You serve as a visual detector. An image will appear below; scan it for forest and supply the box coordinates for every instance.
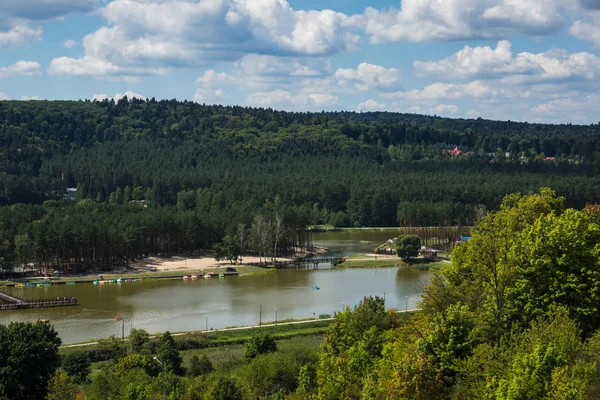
[5,189,600,399]
[1,98,600,270]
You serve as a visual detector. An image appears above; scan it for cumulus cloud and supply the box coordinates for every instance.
[356,99,386,111]
[384,81,495,101]
[51,0,360,78]
[529,93,600,123]
[335,62,400,91]
[0,61,42,78]
[363,0,568,43]
[246,89,338,109]
[21,95,41,100]
[431,104,459,115]
[0,25,41,48]
[62,39,76,48]
[570,19,600,47]
[92,91,147,102]
[0,92,11,100]
[0,1,95,48]
[48,56,167,81]
[235,54,324,77]
[193,87,230,104]
[415,41,600,84]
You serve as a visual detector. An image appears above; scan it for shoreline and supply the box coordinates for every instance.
[1,247,328,287]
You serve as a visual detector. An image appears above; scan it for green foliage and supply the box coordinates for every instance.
[61,351,91,384]
[0,321,61,400]
[393,234,421,260]
[244,331,277,361]
[46,370,77,400]
[157,331,185,376]
[316,296,392,399]
[206,377,243,400]
[128,328,150,354]
[188,354,214,377]
[96,335,126,361]
[115,354,161,377]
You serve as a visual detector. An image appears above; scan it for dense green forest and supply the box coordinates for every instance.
[1,99,599,270]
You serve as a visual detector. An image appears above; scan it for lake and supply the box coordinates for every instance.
[0,229,431,344]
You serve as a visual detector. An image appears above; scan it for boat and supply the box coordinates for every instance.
[219,274,225,278]
[25,283,35,287]
[183,275,191,280]
[92,280,99,284]
[310,286,320,291]
[66,281,76,285]
[191,275,201,279]
[15,283,25,287]
[203,274,212,278]
[116,278,122,284]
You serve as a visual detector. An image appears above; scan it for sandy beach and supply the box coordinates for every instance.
[130,254,295,274]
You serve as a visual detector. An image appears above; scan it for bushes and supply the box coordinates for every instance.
[61,351,91,384]
[188,353,214,377]
[244,331,277,361]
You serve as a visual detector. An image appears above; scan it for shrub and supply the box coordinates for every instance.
[62,351,91,384]
[244,331,277,361]
[188,353,214,377]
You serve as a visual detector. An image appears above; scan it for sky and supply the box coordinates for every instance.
[1,1,600,124]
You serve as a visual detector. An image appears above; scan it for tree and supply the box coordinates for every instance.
[245,331,278,361]
[46,370,77,400]
[188,353,213,377]
[316,296,393,399]
[128,328,150,354]
[61,351,91,384]
[156,331,184,375]
[393,234,421,260]
[0,321,61,400]
[206,377,243,400]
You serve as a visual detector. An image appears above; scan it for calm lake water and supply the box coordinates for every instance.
[0,230,431,344]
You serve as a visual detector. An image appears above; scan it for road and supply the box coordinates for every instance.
[59,308,420,349]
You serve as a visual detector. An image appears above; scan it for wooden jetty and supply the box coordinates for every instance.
[248,257,346,269]
[0,290,78,311]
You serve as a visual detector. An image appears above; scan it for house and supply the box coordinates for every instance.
[444,146,462,156]
[65,188,77,201]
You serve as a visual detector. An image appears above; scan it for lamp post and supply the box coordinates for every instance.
[405,296,408,311]
[205,315,208,332]
[114,316,124,340]
[153,356,166,400]
[342,301,345,312]
[275,308,277,325]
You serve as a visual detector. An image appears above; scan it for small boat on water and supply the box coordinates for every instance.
[191,274,201,279]
[183,275,191,280]
[66,281,76,285]
[310,286,320,291]
[116,278,122,284]
[203,274,212,279]
[219,274,225,278]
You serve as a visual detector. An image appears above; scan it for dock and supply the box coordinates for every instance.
[0,290,78,311]
[247,257,346,269]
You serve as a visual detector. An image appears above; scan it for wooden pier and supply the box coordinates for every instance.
[0,290,78,311]
[248,257,346,269]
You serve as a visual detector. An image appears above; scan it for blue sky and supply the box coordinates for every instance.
[1,0,600,123]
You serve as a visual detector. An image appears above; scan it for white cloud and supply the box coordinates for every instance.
[356,99,386,111]
[570,19,600,47]
[193,87,230,104]
[415,41,600,84]
[0,1,95,48]
[308,93,338,106]
[21,95,41,100]
[92,91,147,102]
[385,81,495,101]
[430,104,459,115]
[235,54,324,77]
[0,61,42,78]
[335,62,400,91]
[363,0,568,43]
[246,89,338,109]
[529,93,600,123]
[62,39,76,48]
[0,25,41,48]
[0,92,11,100]
[53,0,360,78]
[48,56,167,81]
